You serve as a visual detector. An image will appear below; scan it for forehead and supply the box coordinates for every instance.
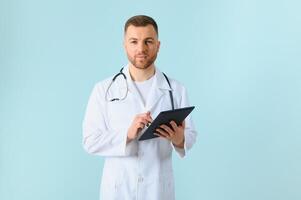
[125,25,158,39]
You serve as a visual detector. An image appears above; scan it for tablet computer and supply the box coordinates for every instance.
[138,106,195,141]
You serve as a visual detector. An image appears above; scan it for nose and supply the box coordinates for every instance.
[137,42,147,53]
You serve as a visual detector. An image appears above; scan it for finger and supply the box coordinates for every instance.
[139,113,153,123]
[146,111,153,122]
[147,115,153,123]
[136,122,145,129]
[154,132,162,137]
[136,117,149,126]
[181,120,186,128]
[154,132,168,139]
[156,128,170,138]
[154,133,167,139]
[170,121,178,131]
[160,124,174,136]
[141,118,150,126]
[139,122,145,129]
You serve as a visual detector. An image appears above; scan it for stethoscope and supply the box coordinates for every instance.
[105,67,175,110]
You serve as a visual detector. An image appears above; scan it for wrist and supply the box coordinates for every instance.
[172,138,185,149]
[126,130,134,144]
[126,136,133,144]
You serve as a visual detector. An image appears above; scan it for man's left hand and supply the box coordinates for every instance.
[155,121,185,148]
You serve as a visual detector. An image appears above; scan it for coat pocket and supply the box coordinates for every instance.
[159,172,175,200]
[100,165,126,200]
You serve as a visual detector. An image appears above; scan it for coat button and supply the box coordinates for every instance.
[138,176,144,183]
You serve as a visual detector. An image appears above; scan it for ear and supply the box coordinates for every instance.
[123,38,126,49]
[157,40,161,52]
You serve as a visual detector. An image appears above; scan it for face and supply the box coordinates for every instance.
[124,25,160,69]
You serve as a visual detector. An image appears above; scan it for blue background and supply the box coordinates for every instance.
[1,0,300,199]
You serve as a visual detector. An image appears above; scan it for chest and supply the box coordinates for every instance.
[105,91,173,131]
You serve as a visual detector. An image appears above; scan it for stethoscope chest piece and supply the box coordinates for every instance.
[105,68,128,102]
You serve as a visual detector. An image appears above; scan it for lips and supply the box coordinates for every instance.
[136,55,147,58]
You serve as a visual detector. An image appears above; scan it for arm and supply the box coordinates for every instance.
[154,86,197,158]
[82,84,136,157]
[175,86,197,157]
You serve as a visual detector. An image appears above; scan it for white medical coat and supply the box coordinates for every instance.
[82,65,197,200]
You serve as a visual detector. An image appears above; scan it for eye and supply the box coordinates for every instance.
[145,40,153,44]
[130,41,137,44]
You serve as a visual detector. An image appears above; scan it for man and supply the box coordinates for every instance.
[83,15,197,200]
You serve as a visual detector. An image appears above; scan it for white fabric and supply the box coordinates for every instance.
[133,75,155,107]
[82,64,197,200]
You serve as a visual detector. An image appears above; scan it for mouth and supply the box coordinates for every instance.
[136,55,147,59]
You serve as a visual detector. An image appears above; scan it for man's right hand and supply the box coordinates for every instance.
[127,111,153,143]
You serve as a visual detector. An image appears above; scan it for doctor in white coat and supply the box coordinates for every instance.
[82,15,197,200]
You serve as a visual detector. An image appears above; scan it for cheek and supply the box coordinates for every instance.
[126,48,135,57]
[125,45,135,53]
[151,43,159,51]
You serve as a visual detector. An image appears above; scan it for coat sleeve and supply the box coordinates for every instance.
[172,86,197,158]
[82,83,137,157]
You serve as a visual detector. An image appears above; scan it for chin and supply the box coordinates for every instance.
[132,61,153,70]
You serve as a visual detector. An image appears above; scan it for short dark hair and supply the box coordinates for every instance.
[124,15,158,36]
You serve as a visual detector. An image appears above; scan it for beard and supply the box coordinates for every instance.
[127,53,158,70]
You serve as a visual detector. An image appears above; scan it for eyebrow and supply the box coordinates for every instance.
[128,37,155,41]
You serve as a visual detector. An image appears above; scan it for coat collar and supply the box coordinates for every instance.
[122,64,172,111]
[123,64,172,91]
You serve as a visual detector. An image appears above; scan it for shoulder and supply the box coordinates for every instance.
[90,75,115,97]
[94,76,113,88]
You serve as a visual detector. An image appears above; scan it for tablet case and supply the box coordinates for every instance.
[138,106,195,141]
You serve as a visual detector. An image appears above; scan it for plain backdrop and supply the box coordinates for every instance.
[1,0,300,200]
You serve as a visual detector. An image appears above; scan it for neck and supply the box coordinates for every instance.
[129,64,155,82]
